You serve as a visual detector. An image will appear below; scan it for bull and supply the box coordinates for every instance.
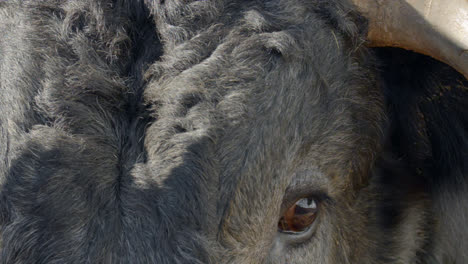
[0,0,467,263]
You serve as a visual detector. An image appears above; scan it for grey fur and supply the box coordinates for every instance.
[0,0,467,263]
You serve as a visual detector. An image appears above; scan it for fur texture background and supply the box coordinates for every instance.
[0,0,467,263]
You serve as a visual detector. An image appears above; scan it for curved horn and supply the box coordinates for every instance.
[351,0,468,79]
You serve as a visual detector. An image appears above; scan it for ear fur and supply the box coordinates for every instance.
[377,48,468,188]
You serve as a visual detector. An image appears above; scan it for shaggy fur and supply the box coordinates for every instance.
[0,0,467,263]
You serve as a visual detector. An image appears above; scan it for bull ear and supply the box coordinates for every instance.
[377,47,468,190]
[376,47,468,262]
[351,0,468,80]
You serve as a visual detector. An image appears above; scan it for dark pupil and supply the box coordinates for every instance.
[294,205,312,215]
[278,198,317,233]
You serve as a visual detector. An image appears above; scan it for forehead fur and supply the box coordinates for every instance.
[144,0,383,189]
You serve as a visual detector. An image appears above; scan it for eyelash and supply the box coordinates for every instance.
[281,190,329,213]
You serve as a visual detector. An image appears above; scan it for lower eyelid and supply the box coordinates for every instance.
[276,213,320,245]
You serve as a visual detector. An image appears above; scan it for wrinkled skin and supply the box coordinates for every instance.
[0,0,467,263]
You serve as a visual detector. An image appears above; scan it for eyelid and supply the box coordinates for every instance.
[279,187,329,217]
[280,168,330,215]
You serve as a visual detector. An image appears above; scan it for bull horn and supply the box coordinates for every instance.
[351,0,468,79]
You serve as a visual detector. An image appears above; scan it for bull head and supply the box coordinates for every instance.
[0,0,467,263]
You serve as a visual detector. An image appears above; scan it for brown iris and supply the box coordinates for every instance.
[278,197,318,233]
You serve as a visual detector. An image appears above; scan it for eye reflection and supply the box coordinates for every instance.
[278,197,318,233]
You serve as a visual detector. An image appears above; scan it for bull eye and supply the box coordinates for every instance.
[278,197,318,233]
